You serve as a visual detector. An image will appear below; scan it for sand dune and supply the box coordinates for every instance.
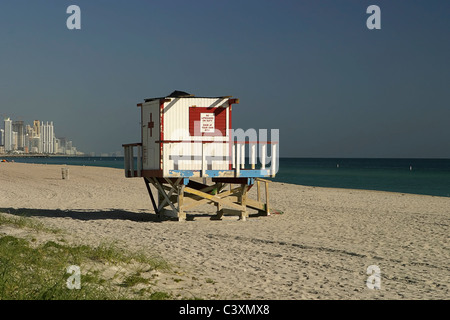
[0,162,448,299]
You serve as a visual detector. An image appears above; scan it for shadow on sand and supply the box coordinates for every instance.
[0,207,268,223]
[0,207,163,223]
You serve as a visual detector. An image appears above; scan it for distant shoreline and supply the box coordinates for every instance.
[0,154,86,158]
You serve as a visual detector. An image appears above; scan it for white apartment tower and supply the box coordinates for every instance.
[41,121,55,154]
[4,118,12,152]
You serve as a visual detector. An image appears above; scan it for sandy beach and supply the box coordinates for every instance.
[0,162,448,299]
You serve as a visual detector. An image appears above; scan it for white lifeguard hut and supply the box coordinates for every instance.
[123,90,278,221]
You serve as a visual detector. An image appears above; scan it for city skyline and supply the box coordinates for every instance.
[1,116,83,156]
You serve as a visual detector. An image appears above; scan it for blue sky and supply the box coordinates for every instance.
[1,0,450,157]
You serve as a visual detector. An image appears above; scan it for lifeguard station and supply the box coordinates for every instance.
[123,91,278,221]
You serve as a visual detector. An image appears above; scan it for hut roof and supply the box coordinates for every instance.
[144,90,232,102]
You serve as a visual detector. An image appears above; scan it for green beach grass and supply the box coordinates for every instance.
[0,213,173,300]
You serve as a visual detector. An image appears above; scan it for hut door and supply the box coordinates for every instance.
[142,105,160,170]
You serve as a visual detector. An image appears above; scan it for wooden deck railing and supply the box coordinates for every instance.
[122,143,142,177]
[232,141,278,177]
[122,140,278,178]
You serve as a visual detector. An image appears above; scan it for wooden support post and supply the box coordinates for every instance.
[202,143,206,177]
[178,184,186,221]
[265,180,270,216]
[124,146,130,177]
[144,178,159,215]
[137,145,142,177]
[214,201,223,220]
[129,146,134,177]
[157,184,164,211]
[156,180,166,214]
[239,184,248,221]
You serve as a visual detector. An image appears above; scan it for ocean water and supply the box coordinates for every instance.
[272,158,450,198]
[3,156,450,198]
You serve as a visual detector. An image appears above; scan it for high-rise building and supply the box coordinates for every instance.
[33,120,40,137]
[12,120,25,150]
[58,137,67,154]
[30,137,41,153]
[0,129,4,146]
[24,125,32,153]
[41,121,55,154]
[4,118,12,152]
[54,138,60,154]
[12,131,18,151]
